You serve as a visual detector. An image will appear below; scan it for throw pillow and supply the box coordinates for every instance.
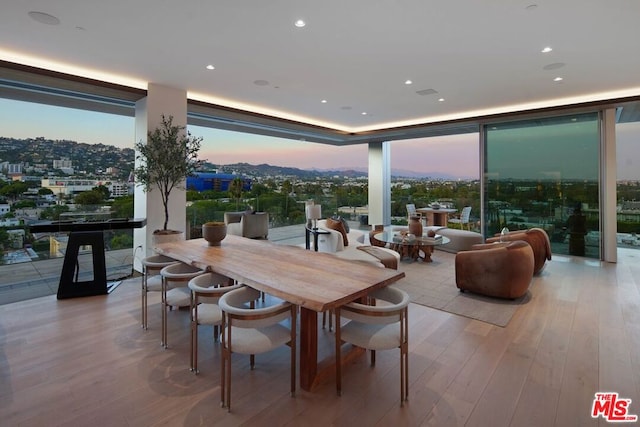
[325,217,349,247]
[331,215,350,233]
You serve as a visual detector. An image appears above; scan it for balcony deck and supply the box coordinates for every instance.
[0,223,306,306]
[1,225,639,425]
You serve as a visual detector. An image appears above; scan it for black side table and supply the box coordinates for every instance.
[305,226,330,251]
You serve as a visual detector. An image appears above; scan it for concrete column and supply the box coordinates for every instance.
[368,142,391,226]
[133,83,188,266]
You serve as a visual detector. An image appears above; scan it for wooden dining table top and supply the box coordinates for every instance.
[154,235,405,312]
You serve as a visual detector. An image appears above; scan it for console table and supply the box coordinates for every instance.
[30,218,146,299]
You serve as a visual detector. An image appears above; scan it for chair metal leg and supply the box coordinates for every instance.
[335,307,342,396]
[141,274,146,329]
[220,341,226,407]
[161,277,168,348]
[190,303,197,372]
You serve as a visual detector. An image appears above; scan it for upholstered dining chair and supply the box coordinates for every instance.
[188,272,243,373]
[334,286,410,405]
[140,255,179,330]
[160,262,204,348]
[448,206,472,230]
[218,287,297,412]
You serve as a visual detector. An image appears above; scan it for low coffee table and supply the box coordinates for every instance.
[374,230,450,263]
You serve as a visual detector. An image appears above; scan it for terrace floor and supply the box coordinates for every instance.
[1,225,640,426]
[0,224,306,306]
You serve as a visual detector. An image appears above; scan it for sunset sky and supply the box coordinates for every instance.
[1,98,638,180]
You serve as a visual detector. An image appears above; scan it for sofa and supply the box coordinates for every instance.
[315,219,400,268]
[224,211,269,239]
[485,227,551,274]
[455,240,534,299]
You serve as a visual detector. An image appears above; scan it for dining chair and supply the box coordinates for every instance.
[406,203,417,221]
[218,287,297,412]
[160,262,204,348]
[140,255,179,330]
[188,272,243,373]
[448,206,472,230]
[334,286,410,405]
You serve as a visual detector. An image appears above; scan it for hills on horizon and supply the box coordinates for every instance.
[0,136,473,181]
[215,162,472,181]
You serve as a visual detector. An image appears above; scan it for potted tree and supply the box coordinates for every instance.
[134,115,203,239]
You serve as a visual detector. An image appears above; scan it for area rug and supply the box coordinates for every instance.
[393,250,531,327]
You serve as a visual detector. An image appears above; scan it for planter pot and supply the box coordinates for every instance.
[202,223,227,246]
[152,230,184,246]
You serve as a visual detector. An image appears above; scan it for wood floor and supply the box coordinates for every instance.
[1,249,639,426]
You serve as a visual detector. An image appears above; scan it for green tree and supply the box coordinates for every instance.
[38,188,54,196]
[12,200,37,209]
[0,228,9,251]
[0,181,28,201]
[109,233,133,250]
[93,185,111,200]
[75,190,105,208]
[134,115,203,231]
[40,205,70,220]
[228,177,244,210]
[110,195,134,218]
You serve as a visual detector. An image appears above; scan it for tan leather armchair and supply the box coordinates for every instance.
[455,240,534,299]
[486,228,551,274]
[224,211,269,239]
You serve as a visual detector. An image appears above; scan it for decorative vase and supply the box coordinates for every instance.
[409,216,423,237]
[202,222,227,246]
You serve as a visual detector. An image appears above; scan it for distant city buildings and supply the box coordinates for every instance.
[40,177,133,197]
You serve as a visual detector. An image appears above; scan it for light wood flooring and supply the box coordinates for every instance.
[1,249,639,426]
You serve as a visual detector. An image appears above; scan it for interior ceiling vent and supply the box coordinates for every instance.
[416,88,438,96]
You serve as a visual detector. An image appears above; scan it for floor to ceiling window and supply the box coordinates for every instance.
[615,121,640,250]
[484,112,601,258]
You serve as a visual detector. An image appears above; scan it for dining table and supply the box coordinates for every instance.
[153,235,405,391]
[416,207,458,226]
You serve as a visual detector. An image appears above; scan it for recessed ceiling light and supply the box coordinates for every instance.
[361,112,367,115]
[294,19,306,28]
[541,47,552,53]
[438,98,445,102]
[206,64,215,70]
[554,77,563,82]
[405,80,412,85]
[321,99,327,103]
[28,11,60,25]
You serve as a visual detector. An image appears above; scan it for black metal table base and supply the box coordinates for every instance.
[57,231,108,300]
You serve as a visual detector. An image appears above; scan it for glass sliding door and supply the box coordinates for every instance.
[483,112,601,258]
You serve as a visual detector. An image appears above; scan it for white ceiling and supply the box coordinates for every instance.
[1,1,640,134]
